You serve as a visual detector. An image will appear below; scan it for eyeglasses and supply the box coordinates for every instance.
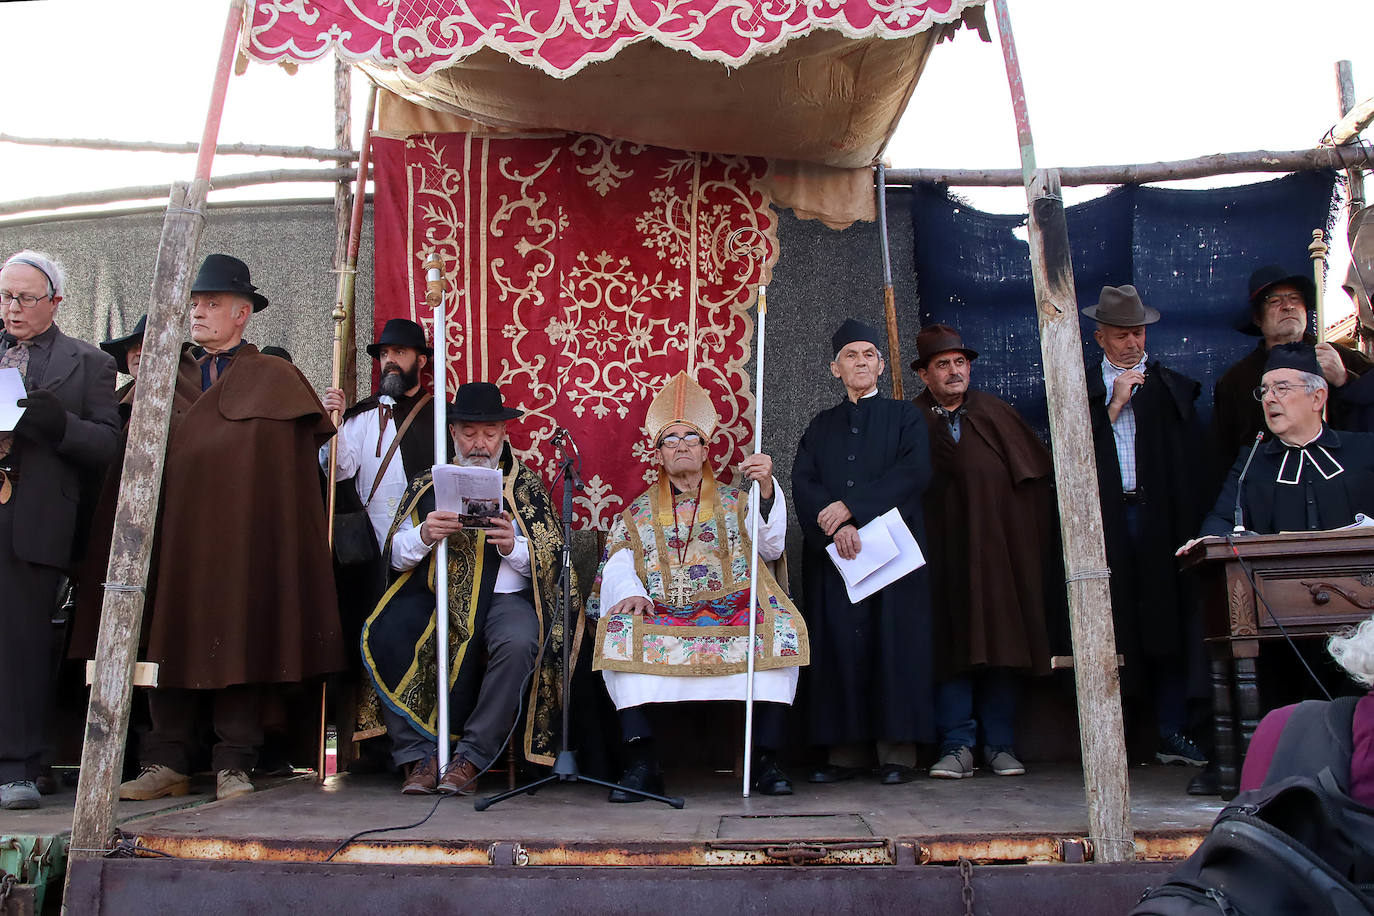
[1262,291,1305,309]
[1252,382,1314,401]
[658,433,704,449]
[0,291,52,309]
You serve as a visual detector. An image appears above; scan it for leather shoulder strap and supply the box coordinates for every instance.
[367,392,433,505]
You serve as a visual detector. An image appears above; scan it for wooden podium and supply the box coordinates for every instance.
[1181,529,1374,797]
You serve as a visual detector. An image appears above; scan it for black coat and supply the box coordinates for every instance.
[791,394,935,746]
[1202,427,1374,536]
[1210,336,1372,491]
[1088,358,1206,662]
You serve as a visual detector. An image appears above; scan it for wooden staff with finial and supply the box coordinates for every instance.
[1311,228,1329,343]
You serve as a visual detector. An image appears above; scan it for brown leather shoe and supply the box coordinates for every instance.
[438,755,480,796]
[401,756,439,795]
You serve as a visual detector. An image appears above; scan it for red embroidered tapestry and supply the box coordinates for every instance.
[372,133,776,529]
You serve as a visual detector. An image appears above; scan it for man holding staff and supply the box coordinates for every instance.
[588,371,807,801]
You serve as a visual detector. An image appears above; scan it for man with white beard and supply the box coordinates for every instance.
[360,382,573,796]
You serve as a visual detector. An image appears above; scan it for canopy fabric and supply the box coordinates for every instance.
[246,0,981,79]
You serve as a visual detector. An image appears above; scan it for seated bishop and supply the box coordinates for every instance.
[587,371,809,801]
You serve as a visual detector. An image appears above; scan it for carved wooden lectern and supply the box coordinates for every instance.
[1181,529,1374,798]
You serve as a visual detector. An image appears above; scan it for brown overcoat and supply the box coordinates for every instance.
[144,344,344,690]
[916,388,1055,678]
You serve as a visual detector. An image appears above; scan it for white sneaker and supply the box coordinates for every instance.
[216,769,255,801]
[929,746,975,779]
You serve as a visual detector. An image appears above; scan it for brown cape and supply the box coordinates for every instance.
[144,344,344,689]
[916,388,1055,677]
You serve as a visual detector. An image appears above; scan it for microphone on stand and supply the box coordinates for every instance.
[1233,431,1265,534]
[553,426,585,490]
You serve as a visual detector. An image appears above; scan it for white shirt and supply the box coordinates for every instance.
[1101,354,1147,492]
[319,398,412,547]
[389,490,532,593]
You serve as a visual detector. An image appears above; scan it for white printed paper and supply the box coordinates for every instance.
[826,507,926,603]
[0,368,26,432]
[431,464,504,528]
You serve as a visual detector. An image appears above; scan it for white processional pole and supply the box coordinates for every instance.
[742,285,767,798]
[425,251,452,769]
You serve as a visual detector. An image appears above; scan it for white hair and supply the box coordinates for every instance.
[1295,369,1328,393]
[3,249,67,298]
[1328,615,1374,688]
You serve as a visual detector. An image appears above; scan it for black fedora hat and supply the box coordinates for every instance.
[911,323,978,371]
[1080,285,1160,327]
[100,314,146,375]
[366,318,433,359]
[1236,265,1316,336]
[447,382,524,423]
[191,253,269,312]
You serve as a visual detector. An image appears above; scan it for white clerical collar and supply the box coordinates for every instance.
[1275,430,1344,485]
[860,388,878,399]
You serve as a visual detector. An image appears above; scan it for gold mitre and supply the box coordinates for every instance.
[645,371,719,443]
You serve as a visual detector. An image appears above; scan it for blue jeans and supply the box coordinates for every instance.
[935,668,1018,755]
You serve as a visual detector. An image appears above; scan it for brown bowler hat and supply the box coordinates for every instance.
[1080,285,1160,327]
[910,324,978,371]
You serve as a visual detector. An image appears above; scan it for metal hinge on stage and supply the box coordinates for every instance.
[487,842,529,866]
[707,840,891,866]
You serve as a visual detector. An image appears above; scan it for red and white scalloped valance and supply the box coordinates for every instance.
[246,0,979,79]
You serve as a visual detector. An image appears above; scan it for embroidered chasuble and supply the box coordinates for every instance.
[589,471,809,678]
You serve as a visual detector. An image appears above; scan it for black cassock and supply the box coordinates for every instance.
[791,394,934,747]
[1201,426,1374,536]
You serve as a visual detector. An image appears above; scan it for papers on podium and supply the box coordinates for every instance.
[431,463,504,528]
[0,368,26,432]
[825,507,926,603]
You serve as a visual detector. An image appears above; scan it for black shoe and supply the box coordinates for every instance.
[34,767,57,796]
[878,764,917,785]
[752,756,793,796]
[608,759,665,803]
[1187,766,1222,796]
[808,764,864,784]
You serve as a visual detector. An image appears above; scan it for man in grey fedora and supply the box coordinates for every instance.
[1083,285,1208,772]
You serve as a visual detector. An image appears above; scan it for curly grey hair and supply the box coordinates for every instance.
[1328,615,1374,689]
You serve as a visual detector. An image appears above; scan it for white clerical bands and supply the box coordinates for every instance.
[1275,445,1344,485]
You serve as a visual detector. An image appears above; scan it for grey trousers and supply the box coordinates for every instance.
[0,500,62,784]
[382,591,540,770]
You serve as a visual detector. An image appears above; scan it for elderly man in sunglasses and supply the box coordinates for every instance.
[0,250,120,810]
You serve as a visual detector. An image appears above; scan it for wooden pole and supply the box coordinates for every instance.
[65,0,243,890]
[0,133,358,161]
[1336,63,1367,215]
[875,164,905,399]
[884,143,1374,187]
[0,167,355,217]
[991,0,1133,863]
[1311,229,1329,342]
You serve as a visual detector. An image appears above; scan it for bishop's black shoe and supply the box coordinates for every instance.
[877,763,917,785]
[752,754,793,796]
[608,758,665,803]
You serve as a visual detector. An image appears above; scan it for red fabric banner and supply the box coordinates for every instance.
[372,133,776,529]
[247,0,977,78]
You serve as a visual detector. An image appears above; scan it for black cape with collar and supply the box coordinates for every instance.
[791,393,935,746]
[1201,426,1374,536]
[1210,335,1372,491]
[1088,358,1207,663]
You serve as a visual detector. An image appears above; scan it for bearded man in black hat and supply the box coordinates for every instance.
[121,254,344,803]
[912,324,1054,780]
[792,318,934,786]
[1186,343,1374,540]
[1210,265,1372,487]
[361,382,572,797]
[0,250,120,810]
[1084,285,1209,770]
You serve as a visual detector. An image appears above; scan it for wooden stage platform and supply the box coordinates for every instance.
[8,763,1223,913]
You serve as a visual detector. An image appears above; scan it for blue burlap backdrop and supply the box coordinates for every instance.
[908,170,1339,437]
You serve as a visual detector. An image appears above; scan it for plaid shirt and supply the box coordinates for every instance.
[1102,354,1147,492]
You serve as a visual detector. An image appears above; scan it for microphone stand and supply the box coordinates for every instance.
[475,437,684,810]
